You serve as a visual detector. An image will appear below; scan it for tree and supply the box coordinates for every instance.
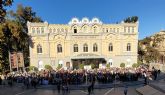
[7,4,43,66]
[0,0,13,23]
[124,16,138,23]
[8,4,43,33]
[138,33,165,64]
[120,63,125,68]
[44,65,53,70]
[0,4,43,72]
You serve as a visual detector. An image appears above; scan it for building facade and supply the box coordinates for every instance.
[27,17,138,70]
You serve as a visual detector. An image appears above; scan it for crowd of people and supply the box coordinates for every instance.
[0,66,160,94]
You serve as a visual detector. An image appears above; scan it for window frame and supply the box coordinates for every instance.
[109,43,113,52]
[93,43,98,52]
[83,44,88,52]
[37,44,42,54]
[57,44,62,53]
[127,43,131,51]
[73,44,78,52]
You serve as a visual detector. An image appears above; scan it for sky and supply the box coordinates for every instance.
[6,0,165,39]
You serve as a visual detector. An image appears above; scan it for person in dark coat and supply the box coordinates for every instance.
[124,86,128,95]
[57,80,61,93]
[88,85,92,95]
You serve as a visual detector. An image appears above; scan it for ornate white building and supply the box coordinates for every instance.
[27,17,139,70]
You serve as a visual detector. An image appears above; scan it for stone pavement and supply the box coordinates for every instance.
[136,76,165,95]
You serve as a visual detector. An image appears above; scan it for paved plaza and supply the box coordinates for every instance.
[1,73,165,95]
[0,85,140,95]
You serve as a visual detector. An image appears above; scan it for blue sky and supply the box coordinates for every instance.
[6,0,165,39]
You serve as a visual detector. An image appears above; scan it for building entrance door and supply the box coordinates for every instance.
[71,58,106,69]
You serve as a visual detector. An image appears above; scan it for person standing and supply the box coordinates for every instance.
[143,71,147,85]
[57,80,61,94]
[88,85,92,95]
[124,86,128,95]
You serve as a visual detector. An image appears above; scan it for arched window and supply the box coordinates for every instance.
[93,26,97,33]
[106,28,108,32]
[127,43,131,51]
[57,28,60,32]
[49,28,52,33]
[128,27,130,33]
[83,44,88,52]
[73,44,78,52]
[53,28,56,32]
[57,44,62,53]
[32,28,35,33]
[102,28,105,32]
[113,28,115,32]
[37,44,42,54]
[117,28,119,33]
[41,27,44,33]
[93,43,98,52]
[109,43,113,52]
[61,28,64,32]
[37,28,40,34]
[73,27,77,33]
[82,26,87,32]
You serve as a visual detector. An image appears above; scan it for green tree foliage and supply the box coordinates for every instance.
[106,63,110,68]
[138,33,165,64]
[120,63,125,68]
[28,66,38,72]
[0,0,13,23]
[0,4,42,72]
[79,64,84,69]
[44,65,53,70]
[132,63,138,68]
[91,63,96,69]
[124,16,138,23]
[57,64,62,70]
[8,4,43,32]
[7,4,43,66]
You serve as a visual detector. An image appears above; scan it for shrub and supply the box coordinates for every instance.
[106,64,110,68]
[79,64,84,69]
[91,63,96,69]
[57,64,62,70]
[137,60,143,67]
[132,63,138,68]
[120,63,125,68]
[29,66,38,72]
[44,65,53,70]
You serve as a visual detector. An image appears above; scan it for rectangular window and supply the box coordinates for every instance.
[74,47,78,52]
[113,28,115,32]
[102,28,105,32]
[117,28,119,33]
[128,27,130,33]
[110,28,112,32]
[132,27,134,33]
[124,27,126,33]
